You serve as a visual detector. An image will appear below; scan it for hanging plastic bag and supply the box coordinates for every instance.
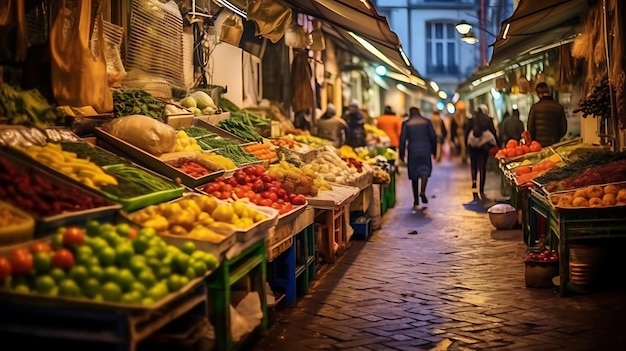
[219,14,243,46]
[246,0,292,43]
[50,0,113,113]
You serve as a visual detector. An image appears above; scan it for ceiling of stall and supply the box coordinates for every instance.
[490,0,587,65]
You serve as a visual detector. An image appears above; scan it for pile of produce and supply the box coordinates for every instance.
[372,166,391,185]
[181,126,214,138]
[525,249,558,263]
[200,165,305,214]
[173,130,202,152]
[15,143,118,189]
[291,134,330,148]
[59,142,130,167]
[164,156,222,178]
[179,91,218,116]
[0,221,217,305]
[0,83,63,127]
[104,165,181,193]
[301,150,360,185]
[496,138,542,159]
[113,90,165,122]
[550,183,626,208]
[270,136,298,149]
[196,136,240,150]
[214,145,259,166]
[0,154,112,217]
[243,143,277,161]
[128,195,267,236]
[197,153,237,170]
[537,151,626,191]
[267,159,332,196]
[513,154,562,185]
[0,202,33,244]
[573,78,613,119]
[217,115,263,142]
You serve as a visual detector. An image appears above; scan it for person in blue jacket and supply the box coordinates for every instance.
[399,107,437,209]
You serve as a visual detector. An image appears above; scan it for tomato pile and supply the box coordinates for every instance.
[176,160,211,178]
[343,158,364,173]
[525,249,558,263]
[201,165,306,215]
[496,139,543,159]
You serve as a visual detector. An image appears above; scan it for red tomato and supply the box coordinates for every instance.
[243,166,256,175]
[261,174,273,183]
[271,202,283,211]
[253,165,265,177]
[244,191,257,200]
[211,191,222,198]
[220,191,232,200]
[235,173,247,185]
[227,177,239,187]
[52,249,75,270]
[221,184,233,192]
[11,251,33,275]
[282,202,293,213]
[234,188,246,199]
[259,198,273,207]
[291,194,307,205]
[260,191,270,199]
[204,183,219,193]
[277,189,287,198]
[214,176,225,183]
[0,257,11,282]
[252,179,265,192]
[268,192,278,202]
[63,227,86,246]
[30,242,52,254]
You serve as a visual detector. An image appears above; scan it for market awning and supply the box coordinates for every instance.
[490,0,587,66]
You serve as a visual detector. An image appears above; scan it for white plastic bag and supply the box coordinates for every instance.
[103,115,176,156]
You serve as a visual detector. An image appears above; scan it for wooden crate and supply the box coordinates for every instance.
[314,205,348,263]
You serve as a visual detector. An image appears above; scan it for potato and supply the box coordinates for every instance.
[602,193,617,206]
[585,185,603,199]
[588,197,603,207]
[603,184,619,195]
[572,196,589,207]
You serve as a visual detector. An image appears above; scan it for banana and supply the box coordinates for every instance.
[92,173,118,186]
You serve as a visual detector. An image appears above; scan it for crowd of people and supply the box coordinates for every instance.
[299,82,567,210]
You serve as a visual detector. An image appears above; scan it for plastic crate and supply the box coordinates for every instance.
[350,216,372,240]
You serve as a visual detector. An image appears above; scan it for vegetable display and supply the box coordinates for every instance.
[0,83,62,127]
[214,145,259,166]
[243,144,277,161]
[182,126,215,138]
[0,154,111,217]
[104,165,180,192]
[59,141,130,167]
[217,116,263,142]
[173,131,202,152]
[266,160,331,196]
[536,150,626,189]
[550,183,626,208]
[113,90,165,122]
[197,136,241,150]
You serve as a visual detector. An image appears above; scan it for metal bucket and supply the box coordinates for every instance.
[569,244,605,290]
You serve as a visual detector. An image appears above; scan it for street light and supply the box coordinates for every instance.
[455,21,496,45]
[460,30,479,44]
[455,20,473,35]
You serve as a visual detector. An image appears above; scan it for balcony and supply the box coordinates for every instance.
[426,64,459,76]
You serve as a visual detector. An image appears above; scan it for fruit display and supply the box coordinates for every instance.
[267,160,331,197]
[14,143,118,189]
[58,141,130,167]
[550,183,626,208]
[0,201,35,245]
[0,153,114,218]
[301,150,361,185]
[173,130,202,152]
[200,165,305,214]
[573,78,613,120]
[496,139,542,159]
[197,152,238,170]
[0,221,217,305]
[525,249,558,263]
[512,154,563,185]
[538,151,626,191]
[372,166,391,185]
[243,143,277,161]
[128,194,269,236]
[163,156,222,179]
[0,83,62,127]
[291,134,331,148]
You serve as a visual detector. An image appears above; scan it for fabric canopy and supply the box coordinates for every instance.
[490,0,587,65]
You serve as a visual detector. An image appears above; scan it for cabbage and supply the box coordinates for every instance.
[180,96,197,109]
[190,91,216,109]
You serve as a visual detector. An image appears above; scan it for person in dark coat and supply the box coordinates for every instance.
[499,109,525,147]
[527,82,567,147]
[399,107,437,209]
[466,104,500,200]
[344,100,367,147]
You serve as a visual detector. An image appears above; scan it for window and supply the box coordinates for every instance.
[425,22,459,76]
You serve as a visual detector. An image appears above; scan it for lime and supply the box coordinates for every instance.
[93,294,103,302]
[139,227,157,238]
[58,279,81,297]
[185,266,197,280]
[161,254,173,268]
[76,245,93,257]
[137,270,157,288]
[192,261,208,277]
[68,265,89,285]
[98,247,116,266]
[13,284,30,293]
[143,248,159,260]
[146,258,161,271]
[89,237,109,253]
[88,265,104,282]
[146,283,169,301]
[116,269,135,291]
[85,220,101,237]
[173,254,190,274]
[132,236,150,254]
[33,252,52,273]
[166,274,185,292]
[50,268,66,283]
[82,278,100,298]
[179,276,190,288]
[103,232,121,247]
[101,282,122,302]
[129,257,148,276]
[180,241,196,255]
[102,266,120,283]
[51,233,63,250]
[167,245,181,255]
[156,265,172,280]
[75,252,93,266]
[191,251,205,261]
[141,297,155,306]
[201,253,218,270]
[115,244,134,266]
[115,222,132,237]
[120,291,142,304]
[35,275,56,295]
[130,281,147,295]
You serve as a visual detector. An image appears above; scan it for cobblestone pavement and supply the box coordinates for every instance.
[252,159,626,351]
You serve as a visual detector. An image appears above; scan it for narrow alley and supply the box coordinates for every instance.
[254,160,626,351]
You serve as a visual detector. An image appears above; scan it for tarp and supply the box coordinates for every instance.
[490,0,587,65]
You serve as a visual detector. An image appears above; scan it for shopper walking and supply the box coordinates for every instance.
[450,102,469,164]
[499,109,525,147]
[399,107,437,209]
[344,100,367,148]
[315,104,347,148]
[429,110,447,163]
[466,104,499,200]
[375,106,403,150]
[527,82,567,147]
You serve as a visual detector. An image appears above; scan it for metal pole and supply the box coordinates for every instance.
[480,0,487,66]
